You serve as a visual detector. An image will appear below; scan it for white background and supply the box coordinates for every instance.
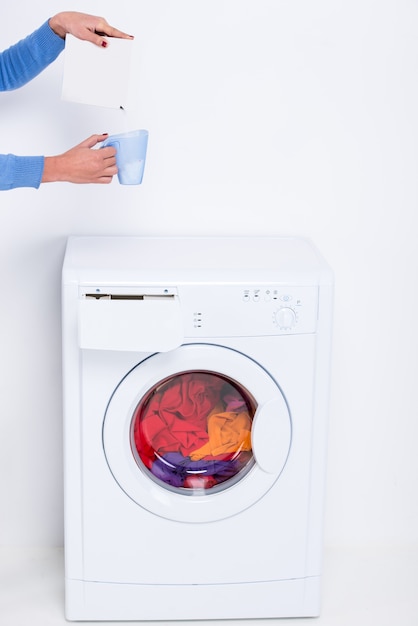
[0,0,417,559]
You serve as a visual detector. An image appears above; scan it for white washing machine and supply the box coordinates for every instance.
[62,236,333,621]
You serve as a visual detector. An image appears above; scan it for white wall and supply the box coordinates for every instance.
[1,0,417,549]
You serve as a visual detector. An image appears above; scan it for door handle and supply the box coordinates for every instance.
[251,397,291,474]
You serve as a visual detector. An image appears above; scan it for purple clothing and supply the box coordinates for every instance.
[150,452,251,489]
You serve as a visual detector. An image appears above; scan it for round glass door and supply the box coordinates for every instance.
[131,371,257,494]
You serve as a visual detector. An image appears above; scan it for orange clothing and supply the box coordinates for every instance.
[190,409,252,461]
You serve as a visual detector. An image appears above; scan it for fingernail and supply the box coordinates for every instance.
[101,40,108,48]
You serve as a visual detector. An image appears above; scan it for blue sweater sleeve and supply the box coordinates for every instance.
[0,155,44,190]
[0,20,64,190]
[0,20,65,91]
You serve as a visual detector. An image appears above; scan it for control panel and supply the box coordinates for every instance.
[77,284,319,339]
[181,285,318,337]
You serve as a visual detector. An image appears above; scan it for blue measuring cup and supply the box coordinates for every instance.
[102,129,149,185]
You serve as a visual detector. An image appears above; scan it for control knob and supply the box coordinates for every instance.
[274,307,297,329]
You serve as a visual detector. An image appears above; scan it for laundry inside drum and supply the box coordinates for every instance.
[130,371,257,494]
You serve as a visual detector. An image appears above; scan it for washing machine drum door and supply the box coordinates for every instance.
[103,344,291,523]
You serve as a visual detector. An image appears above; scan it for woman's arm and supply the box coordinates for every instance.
[0,135,117,190]
[0,21,64,91]
[0,12,133,91]
[0,154,45,190]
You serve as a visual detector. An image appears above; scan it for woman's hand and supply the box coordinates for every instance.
[42,134,118,184]
[49,12,133,47]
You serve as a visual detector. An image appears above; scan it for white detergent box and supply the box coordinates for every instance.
[62,34,134,109]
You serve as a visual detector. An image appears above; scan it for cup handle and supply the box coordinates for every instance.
[101,139,119,150]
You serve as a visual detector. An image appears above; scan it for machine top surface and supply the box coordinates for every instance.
[62,236,333,286]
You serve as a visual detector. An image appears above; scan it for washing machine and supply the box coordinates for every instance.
[61,235,333,621]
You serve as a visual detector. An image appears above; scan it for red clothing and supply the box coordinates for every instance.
[134,373,224,466]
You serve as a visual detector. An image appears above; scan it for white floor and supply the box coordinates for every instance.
[0,546,417,625]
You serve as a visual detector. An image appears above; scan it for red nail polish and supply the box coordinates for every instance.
[101,40,108,48]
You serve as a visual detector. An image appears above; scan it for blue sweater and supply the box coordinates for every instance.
[0,21,65,190]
